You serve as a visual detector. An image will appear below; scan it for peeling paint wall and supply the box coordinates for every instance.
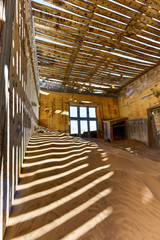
[0,0,39,238]
[39,91,119,136]
[119,65,160,119]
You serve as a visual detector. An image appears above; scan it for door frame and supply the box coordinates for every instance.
[147,104,160,149]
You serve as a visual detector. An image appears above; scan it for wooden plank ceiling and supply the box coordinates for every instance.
[31,0,160,96]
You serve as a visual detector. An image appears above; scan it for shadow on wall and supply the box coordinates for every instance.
[0,0,39,238]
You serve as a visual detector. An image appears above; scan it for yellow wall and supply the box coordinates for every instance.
[39,91,119,136]
[119,65,160,119]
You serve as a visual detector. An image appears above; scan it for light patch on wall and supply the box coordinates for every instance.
[12,87,15,118]
[126,89,134,96]
[24,27,25,38]
[5,64,10,224]
[12,146,15,202]
[12,57,15,67]
[81,101,92,104]
[19,97,21,114]
[61,111,69,116]
[140,93,154,100]
[39,90,50,95]
[15,146,18,187]
[16,51,19,76]
[1,4,5,22]
[55,110,62,114]
[123,103,127,107]
[22,74,23,88]
[0,161,3,240]
[16,0,18,24]
[16,93,18,114]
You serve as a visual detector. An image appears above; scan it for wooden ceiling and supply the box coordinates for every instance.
[31,0,160,96]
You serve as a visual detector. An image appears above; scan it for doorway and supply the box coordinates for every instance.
[69,106,97,138]
[148,105,160,149]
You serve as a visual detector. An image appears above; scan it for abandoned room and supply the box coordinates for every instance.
[1,0,160,239]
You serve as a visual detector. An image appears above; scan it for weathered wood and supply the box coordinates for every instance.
[31,0,160,93]
[44,0,96,11]
[34,20,83,38]
[35,32,79,48]
[33,10,88,32]
[35,27,80,44]
[32,1,91,23]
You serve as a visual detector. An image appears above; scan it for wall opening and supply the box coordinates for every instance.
[152,108,160,147]
[148,105,160,149]
[69,106,97,138]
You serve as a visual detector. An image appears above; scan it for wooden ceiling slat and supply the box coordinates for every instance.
[33,11,86,34]
[84,32,160,58]
[79,45,155,66]
[43,0,94,18]
[31,0,160,93]
[144,26,160,38]
[138,0,160,11]
[78,48,152,68]
[62,2,98,84]
[35,27,80,44]
[33,10,88,33]
[44,0,96,12]
[92,14,127,30]
[95,6,131,24]
[113,49,158,63]
[34,21,83,39]
[121,36,160,55]
[79,50,153,70]
[109,0,144,12]
[98,0,139,18]
[36,39,76,52]
[35,32,79,48]
[32,1,92,24]
[36,48,72,60]
[37,51,71,61]
[90,20,126,35]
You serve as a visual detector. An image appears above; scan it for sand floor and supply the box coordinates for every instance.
[102,139,160,162]
[4,132,160,240]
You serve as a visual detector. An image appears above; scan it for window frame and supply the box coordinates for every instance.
[69,105,97,137]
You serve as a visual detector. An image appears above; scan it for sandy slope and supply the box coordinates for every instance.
[4,132,160,240]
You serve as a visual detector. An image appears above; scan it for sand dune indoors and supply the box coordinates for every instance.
[4,132,160,240]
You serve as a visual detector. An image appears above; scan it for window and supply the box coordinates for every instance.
[80,120,88,134]
[70,106,78,117]
[69,106,97,137]
[70,120,78,134]
[89,107,96,118]
[80,107,87,118]
[89,121,97,131]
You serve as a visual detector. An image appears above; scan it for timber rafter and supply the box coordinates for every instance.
[31,0,160,95]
